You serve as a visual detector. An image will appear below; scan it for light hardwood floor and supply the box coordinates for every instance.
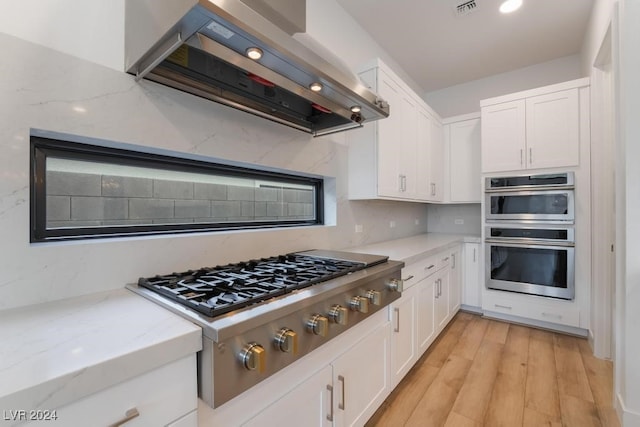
[366,312,620,427]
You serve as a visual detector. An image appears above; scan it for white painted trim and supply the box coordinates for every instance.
[459,304,483,315]
[483,310,589,337]
[442,112,481,124]
[480,77,591,107]
[616,393,640,426]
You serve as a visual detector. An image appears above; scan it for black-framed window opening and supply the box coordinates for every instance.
[31,135,323,242]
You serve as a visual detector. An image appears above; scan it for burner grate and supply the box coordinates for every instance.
[137,253,366,317]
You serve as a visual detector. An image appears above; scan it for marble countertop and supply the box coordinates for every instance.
[348,233,481,266]
[0,288,202,414]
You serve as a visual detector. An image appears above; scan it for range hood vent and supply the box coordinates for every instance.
[125,0,389,136]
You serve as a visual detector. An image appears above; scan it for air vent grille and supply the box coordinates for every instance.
[453,0,478,16]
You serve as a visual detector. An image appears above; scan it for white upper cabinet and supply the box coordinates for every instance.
[525,89,580,169]
[481,100,527,173]
[429,119,445,201]
[348,59,441,202]
[481,79,588,173]
[445,114,481,203]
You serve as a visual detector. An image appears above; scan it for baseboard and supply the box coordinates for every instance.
[482,310,589,337]
[459,304,483,315]
[616,392,640,426]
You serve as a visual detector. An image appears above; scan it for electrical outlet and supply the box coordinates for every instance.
[454,218,464,225]
[414,218,420,225]
[355,224,363,233]
[389,220,396,228]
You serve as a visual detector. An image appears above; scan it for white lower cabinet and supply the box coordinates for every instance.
[416,278,436,355]
[434,268,450,331]
[462,242,482,310]
[30,355,198,427]
[243,366,333,427]
[332,322,391,427]
[389,284,418,388]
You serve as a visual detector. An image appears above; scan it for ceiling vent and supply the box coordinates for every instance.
[453,0,478,16]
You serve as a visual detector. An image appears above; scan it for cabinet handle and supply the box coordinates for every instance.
[438,279,442,297]
[403,175,407,192]
[398,174,403,192]
[520,149,523,165]
[338,375,346,410]
[495,304,512,310]
[403,275,415,282]
[326,384,334,421]
[431,183,436,196]
[541,312,562,319]
[529,147,533,165]
[394,307,400,332]
[109,408,140,427]
[452,254,456,268]
[426,264,435,270]
[473,248,476,262]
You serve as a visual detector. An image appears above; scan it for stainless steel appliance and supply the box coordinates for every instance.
[485,224,575,299]
[125,0,390,136]
[127,249,403,408]
[485,172,575,222]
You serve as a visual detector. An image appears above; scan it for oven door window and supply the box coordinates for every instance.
[488,243,575,300]
[486,189,574,221]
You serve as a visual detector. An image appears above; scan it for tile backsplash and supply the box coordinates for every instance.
[46,170,314,227]
[0,33,429,311]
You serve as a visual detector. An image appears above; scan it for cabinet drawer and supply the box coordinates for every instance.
[485,293,580,327]
[32,355,197,427]
[401,255,439,289]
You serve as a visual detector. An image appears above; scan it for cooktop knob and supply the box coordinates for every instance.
[387,278,404,293]
[349,296,369,313]
[307,314,329,337]
[366,290,382,306]
[328,304,349,325]
[274,328,298,354]
[239,343,266,373]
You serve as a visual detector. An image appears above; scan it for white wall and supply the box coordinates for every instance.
[424,54,583,118]
[427,204,481,235]
[0,0,125,71]
[614,0,640,423]
[0,2,430,311]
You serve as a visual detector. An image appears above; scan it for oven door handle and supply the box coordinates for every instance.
[484,184,575,193]
[485,238,575,247]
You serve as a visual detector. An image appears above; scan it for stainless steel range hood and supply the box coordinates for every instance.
[125,0,390,136]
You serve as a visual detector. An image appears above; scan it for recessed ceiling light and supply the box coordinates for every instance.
[499,0,522,14]
[309,82,323,92]
[246,47,263,60]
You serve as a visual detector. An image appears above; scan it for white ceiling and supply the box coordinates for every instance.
[335,0,595,92]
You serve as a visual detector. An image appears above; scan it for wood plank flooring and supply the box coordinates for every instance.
[366,312,619,427]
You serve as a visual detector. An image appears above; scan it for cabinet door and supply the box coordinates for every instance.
[429,119,445,201]
[416,107,432,200]
[243,365,333,427]
[389,285,417,387]
[333,321,390,427]
[462,243,481,308]
[400,93,419,199]
[448,247,461,314]
[481,100,526,173]
[377,70,405,198]
[417,278,436,356]
[434,269,450,331]
[449,118,481,202]
[526,88,580,169]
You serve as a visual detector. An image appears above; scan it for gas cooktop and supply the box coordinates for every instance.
[137,250,388,318]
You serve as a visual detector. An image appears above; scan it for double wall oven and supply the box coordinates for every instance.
[484,172,576,300]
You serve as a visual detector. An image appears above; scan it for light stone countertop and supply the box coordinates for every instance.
[0,288,202,415]
[347,233,481,266]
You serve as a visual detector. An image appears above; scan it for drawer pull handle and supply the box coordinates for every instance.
[327,384,334,421]
[394,307,400,332]
[338,375,346,410]
[403,275,415,281]
[542,312,562,319]
[495,304,512,310]
[109,408,140,427]
[443,257,449,262]
[425,264,435,270]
